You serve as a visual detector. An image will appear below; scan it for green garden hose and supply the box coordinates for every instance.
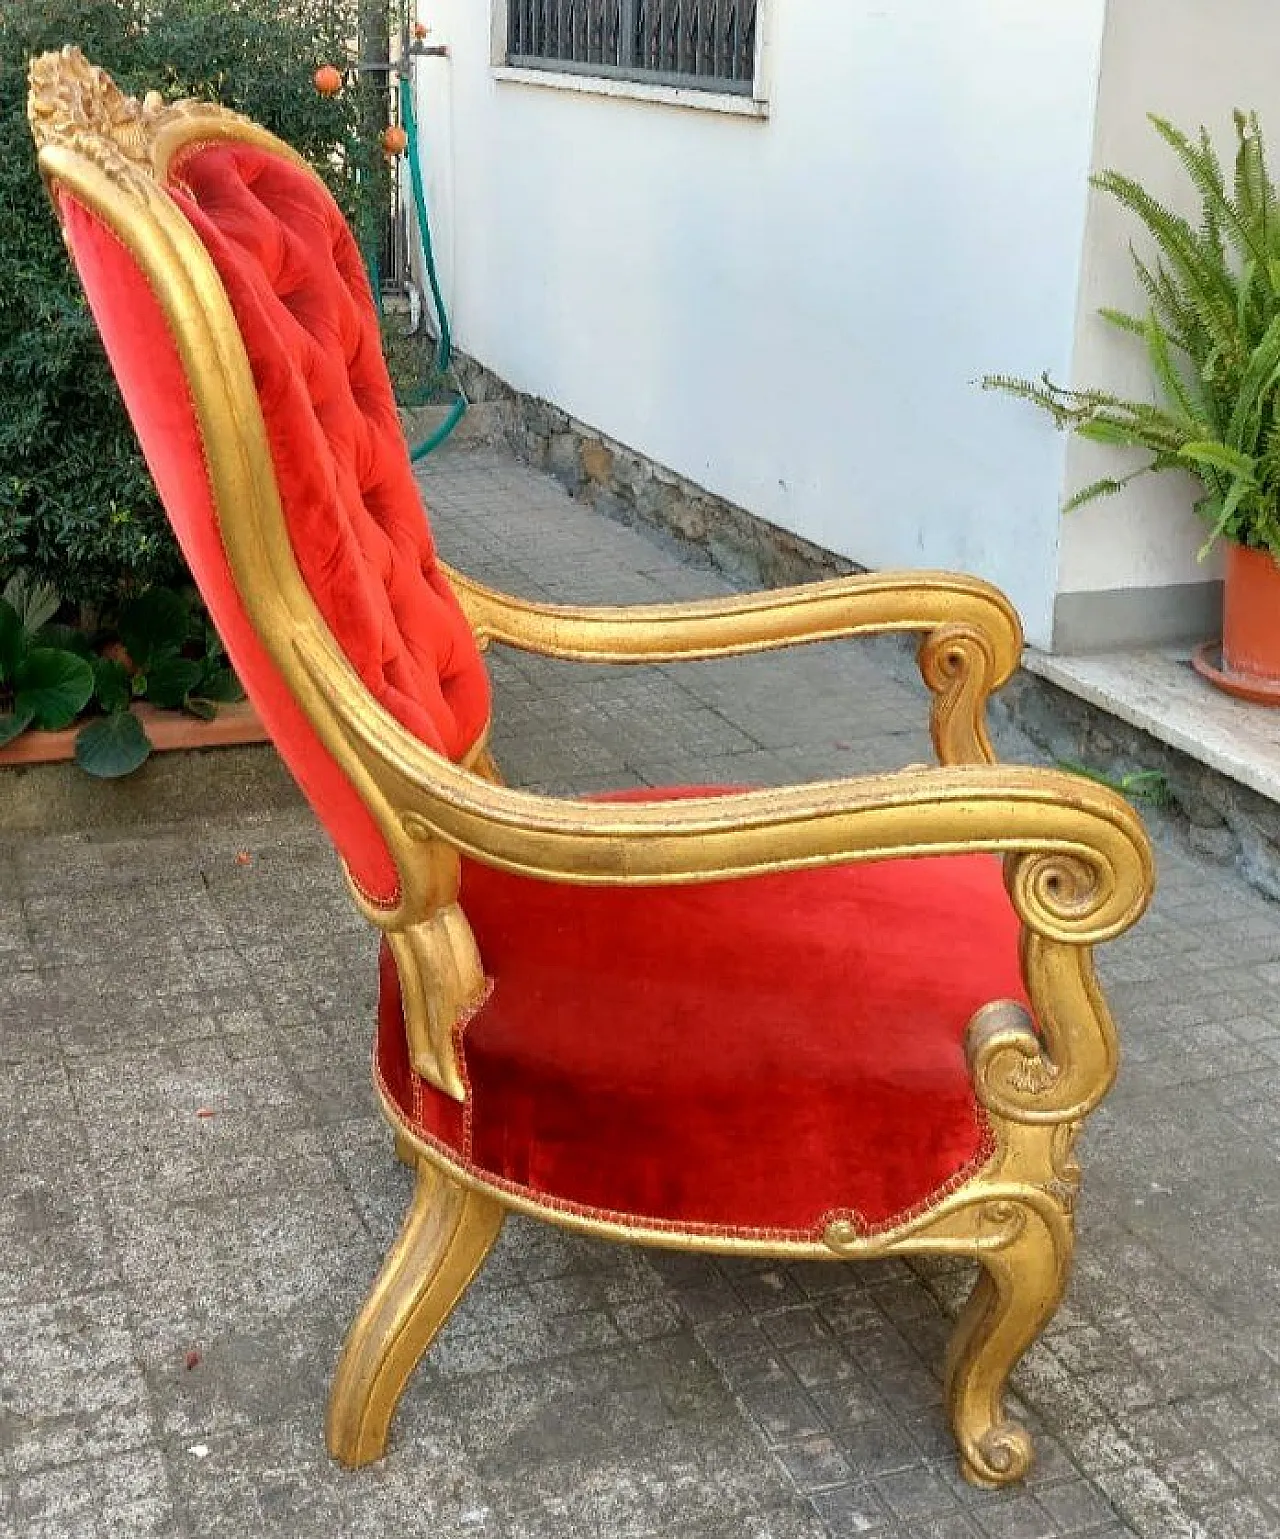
[398,72,467,461]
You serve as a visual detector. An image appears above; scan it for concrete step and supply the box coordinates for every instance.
[1000,645,1280,900]
[1027,647,1280,809]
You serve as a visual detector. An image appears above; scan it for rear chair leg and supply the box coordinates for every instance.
[327,1156,505,1467]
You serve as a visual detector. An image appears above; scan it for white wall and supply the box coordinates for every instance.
[419,2,1108,647]
[1056,0,1280,635]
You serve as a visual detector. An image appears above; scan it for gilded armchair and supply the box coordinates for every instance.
[28,49,1154,1489]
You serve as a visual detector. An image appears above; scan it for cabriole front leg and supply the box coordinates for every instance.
[327,1156,506,1467]
[944,1195,1073,1487]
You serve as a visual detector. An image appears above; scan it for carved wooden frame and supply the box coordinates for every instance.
[29,48,1155,1488]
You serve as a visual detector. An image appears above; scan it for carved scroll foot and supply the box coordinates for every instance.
[944,1199,1073,1487]
[326,1161,505,1467]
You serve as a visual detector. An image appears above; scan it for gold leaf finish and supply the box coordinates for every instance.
[326,1157,505,1468]
[29,48,1156,1486]
[28,47,167,171]
[29,44,308,204]
[446,564,1021,767]
[381,907,485,1101]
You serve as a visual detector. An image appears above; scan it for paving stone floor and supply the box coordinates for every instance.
[3,444,1280,1538]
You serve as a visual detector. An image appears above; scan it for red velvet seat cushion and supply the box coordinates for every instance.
[377,796,1030,1240]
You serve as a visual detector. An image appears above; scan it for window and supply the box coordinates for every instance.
[505,1,758,96]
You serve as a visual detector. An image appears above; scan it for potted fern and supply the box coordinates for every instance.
[988,110,1280,701]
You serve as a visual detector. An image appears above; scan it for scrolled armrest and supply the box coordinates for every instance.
[444,564,1022,666]
[444,564,1024,765]
[302,622,1150,945]
[408,768,1150,943]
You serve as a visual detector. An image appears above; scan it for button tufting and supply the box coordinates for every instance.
[171,139,490,785]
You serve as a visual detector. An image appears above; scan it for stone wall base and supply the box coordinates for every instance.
[451,354,857,588]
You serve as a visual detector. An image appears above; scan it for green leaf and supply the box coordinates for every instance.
[1093,166,1238,355]
[1057,759,1174,807]
[93,657,132,714]
[0,600,22,680]
[0,705,35,747]
[991,107,1280,548]
[118,588,192,670]
[203,621,228,664]
[1198,473,1256,558]
[1,573,60,635]
[33,624,93,657]
[183,696,219,722]
[1178,440,1258,480]
[1098,307,1147,337]
[1237,259,1260,336]
[1062,469,1151,512]
[1234,111,1274,261]
[13,648,95,730]
[74,710,152,779]
[143,655,205,710]
[1077,417,1163,450]
[193,666,244,705]
[1151,112,1266,269]
[1143,311,1203,429]
[1225,311,1280,447]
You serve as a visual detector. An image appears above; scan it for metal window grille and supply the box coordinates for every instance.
[507,1,758,95]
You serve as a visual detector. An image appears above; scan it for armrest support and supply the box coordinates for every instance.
[443,564,1024,765]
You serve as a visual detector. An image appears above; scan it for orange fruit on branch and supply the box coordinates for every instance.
[381,124,409,157]
[314,64,342,97]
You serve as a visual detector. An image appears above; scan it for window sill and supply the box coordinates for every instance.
[491,65,769,119]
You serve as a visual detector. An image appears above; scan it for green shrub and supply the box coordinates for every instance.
[0,0,361,612]
[0,567,244,775]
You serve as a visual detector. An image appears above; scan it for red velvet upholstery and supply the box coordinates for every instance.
[65,137,1026,1242]
[59,144,490,906]
[377,793,1030,1240]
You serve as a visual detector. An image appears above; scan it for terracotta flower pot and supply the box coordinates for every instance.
[0,699,267,768]
[1223,541,1280,680]
[1193,541,1280,703]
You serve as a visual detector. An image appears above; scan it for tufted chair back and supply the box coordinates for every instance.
[56,133,490,907]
